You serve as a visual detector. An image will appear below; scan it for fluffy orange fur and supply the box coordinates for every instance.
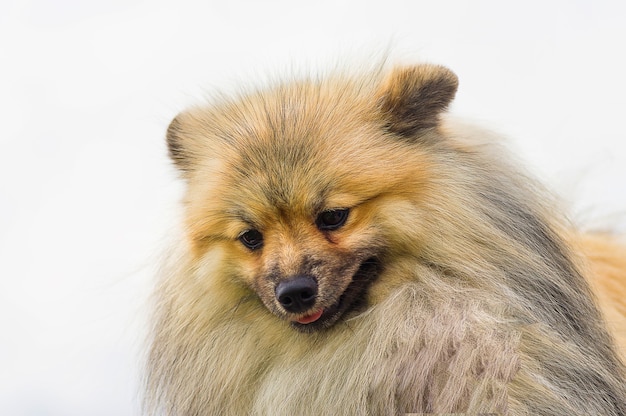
[145,63,626,415]
[580,235,626,355]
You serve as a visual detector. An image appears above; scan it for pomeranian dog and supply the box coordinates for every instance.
[145,64,626,415]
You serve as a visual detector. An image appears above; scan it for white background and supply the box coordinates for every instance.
[1,1,625,414]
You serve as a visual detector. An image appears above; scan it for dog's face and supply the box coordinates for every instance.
[167,65,458,331]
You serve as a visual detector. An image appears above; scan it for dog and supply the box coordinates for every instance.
[144,63,626,415]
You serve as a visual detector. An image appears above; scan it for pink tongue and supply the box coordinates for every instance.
[295,309,323,324]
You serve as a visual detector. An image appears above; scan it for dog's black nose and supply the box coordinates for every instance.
[275,276,318,313]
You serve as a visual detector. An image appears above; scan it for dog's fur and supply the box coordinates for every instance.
[145,64,626,415]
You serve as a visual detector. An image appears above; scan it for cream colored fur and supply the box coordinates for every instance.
[145,64,626,415]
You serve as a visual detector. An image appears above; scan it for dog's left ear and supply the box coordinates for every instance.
[377,64,458,138]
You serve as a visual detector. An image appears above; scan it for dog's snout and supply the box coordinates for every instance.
[275,276,318,313]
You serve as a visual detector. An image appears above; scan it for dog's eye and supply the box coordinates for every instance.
[239,229,263,250]
[316,209,349,231]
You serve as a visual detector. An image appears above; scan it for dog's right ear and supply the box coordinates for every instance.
[166,112,208,178]
[166,115,190,173]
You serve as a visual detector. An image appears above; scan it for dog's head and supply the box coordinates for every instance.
[166,64,458,331]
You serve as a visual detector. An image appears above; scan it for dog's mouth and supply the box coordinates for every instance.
[290,257,382,332]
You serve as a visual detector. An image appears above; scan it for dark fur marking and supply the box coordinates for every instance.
[476,183,626,414]
[480,186,600,336]
[292,257,382,332]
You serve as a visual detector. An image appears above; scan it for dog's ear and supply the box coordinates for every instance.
[166,112,207,177]
[377,64,458,138]
[166,115,189,171]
